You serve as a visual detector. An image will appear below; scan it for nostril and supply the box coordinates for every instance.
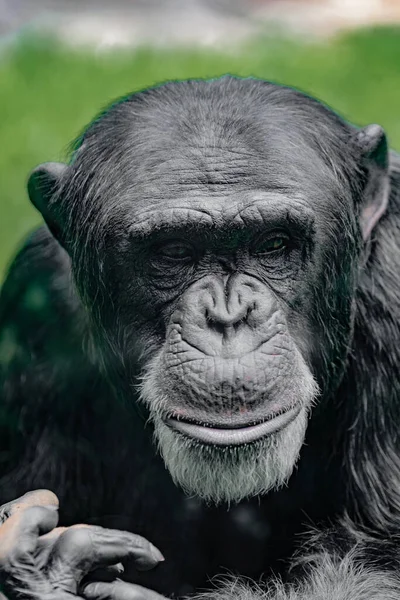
[211,321,226,336]
[205,309,225,333]
[233,309,250,330]
[205,307,231,335]
[205,307,251,334]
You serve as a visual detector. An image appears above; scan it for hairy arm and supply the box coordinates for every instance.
[193,527,400,600]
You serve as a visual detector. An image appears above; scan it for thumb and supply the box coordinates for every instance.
[0,490,59,525]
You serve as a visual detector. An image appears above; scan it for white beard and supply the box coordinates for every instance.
[138,350,317,505]
[151,407,309,505]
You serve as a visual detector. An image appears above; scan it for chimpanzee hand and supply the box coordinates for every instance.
[0,490,166,600]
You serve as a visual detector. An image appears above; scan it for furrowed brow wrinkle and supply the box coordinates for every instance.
[131,213,314,244]
[232,201,315,233]
[129,209,215,238]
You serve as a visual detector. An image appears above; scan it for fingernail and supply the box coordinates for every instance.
[150,545,165,562]
[115,563,125,574]
[43,505,59,511]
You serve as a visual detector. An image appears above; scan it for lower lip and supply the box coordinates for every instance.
[165,405,302,446]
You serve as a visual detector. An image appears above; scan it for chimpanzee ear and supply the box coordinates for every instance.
[28,162,67,244]
[354,124,390,241]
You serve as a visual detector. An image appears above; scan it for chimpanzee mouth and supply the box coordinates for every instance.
[164,404,302,446]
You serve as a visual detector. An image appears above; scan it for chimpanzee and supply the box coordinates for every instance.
[0,76,399,599]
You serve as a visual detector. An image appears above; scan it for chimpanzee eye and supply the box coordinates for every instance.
[155,241,194,261]
[255,235,288,255]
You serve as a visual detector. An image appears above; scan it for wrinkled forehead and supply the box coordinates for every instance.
[76,91,356,237]
[129,189,315,239]
[122,121,350,225]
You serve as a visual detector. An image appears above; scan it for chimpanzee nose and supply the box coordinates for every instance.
[205,296,251,331]
[203,275,258,334]
[176,274,275,358]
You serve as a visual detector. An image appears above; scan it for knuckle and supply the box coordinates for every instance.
[22,505,48,523]
[60,526,92,552]
[70,523,102,534]
[25,489,59,507]
[99,527,148,549]
[82,582,108,599]
[125,532,148,549]
[20,505,58,534]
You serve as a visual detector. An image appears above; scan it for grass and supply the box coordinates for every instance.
[1,27,400,278]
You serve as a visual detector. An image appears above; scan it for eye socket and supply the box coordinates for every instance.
[154,240,195,261]
[254,235,289,255]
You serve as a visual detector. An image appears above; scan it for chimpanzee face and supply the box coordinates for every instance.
[129,193,320,504]
[28,77,388,504]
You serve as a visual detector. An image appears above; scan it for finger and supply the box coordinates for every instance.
[0,490,59,524]
[39,526,68,544]
[51,526,164,576]
[37,525,95,569]
[0,505,59,562]
[40,523,91,544]
[82,580,167,600]
[35,526,69,570]
[83,563,125,583]
[41,529,125,582]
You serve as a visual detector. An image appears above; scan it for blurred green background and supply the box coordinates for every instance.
[1,26,400,278]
